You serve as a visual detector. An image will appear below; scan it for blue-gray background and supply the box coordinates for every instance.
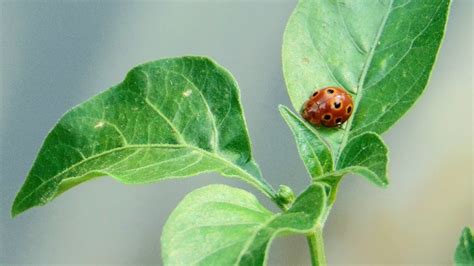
[0,0,472,265]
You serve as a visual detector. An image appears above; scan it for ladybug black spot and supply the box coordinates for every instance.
[333,101,341,109]
[313,91,319,96]
[323,114,332,121]
[335,117,342,124]
[327,89,334,94]
[347,105,352,113]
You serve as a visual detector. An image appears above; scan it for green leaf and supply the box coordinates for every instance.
[283,0,451,155]
[162,184,327,266]
[279,105,333,178]
[455,227,474,265]
[335,132,389,187]
[278,106,387,188]
[12,56,275,217]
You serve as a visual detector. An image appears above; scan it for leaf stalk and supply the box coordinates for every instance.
[307,227,327,266]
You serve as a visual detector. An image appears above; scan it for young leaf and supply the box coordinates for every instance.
[455,227,474,265]
[12,56,275,217]
[279,105,387,188]
[279,105,333,178]
[283,0,451,153]
[335,132,388,187]
[162,184,327,266]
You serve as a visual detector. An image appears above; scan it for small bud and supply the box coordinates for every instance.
[276,185,295,210]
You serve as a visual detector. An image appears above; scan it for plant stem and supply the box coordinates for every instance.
[307,227,327,266]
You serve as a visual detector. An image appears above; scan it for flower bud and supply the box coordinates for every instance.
[276,185,295,209]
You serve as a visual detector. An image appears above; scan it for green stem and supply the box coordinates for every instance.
[307,227,327,266]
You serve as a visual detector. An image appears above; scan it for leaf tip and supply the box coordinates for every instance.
[11,197,23,218]
[460,226,473,240]
[370,173,389,188]
[278,105,296,122]
[378,174,389,188]
[278,105,292,124]
[11,210,19,218]
[278,104,289,113]
[10,182,42,218]
[380,180,389,188]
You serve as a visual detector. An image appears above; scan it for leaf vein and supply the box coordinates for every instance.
[335,0,394,162]
[162,69,219,152]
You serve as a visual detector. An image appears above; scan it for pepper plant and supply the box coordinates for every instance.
[12,0,463,264]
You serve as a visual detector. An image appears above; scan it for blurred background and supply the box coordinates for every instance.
[0,0,472,265]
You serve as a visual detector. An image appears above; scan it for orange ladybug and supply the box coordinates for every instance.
[302,87,353,127]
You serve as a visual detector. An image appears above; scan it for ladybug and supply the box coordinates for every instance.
[302,87,353,127]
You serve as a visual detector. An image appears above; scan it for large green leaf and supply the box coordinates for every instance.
[162,184,327,266]
[455,227,474,265]
[279,105,333,179]
[12,56,275,217]
[283,0,451,156]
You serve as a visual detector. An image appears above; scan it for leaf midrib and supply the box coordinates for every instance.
[235,213,279,265]
[15,143,263,209]
[335,0,394,162]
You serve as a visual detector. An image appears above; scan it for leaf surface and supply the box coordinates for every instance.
[279,105,333,178]
[335,132,389,187]
[279,105,388,188]
[12,56,274,216]
[162,184,326,266]
[455,227,474,265]
[283,0,451,156]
